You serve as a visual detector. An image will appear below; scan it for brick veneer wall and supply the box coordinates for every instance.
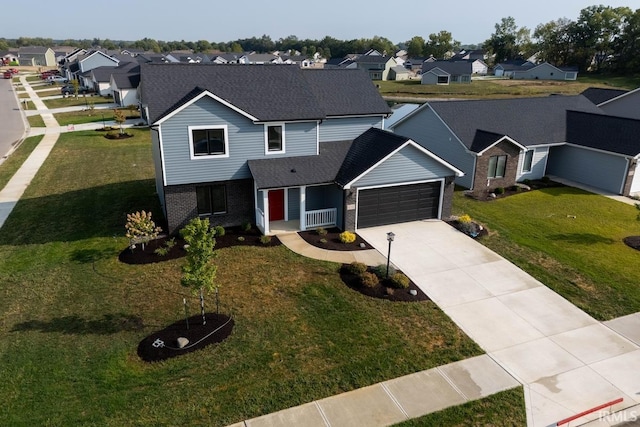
[343,190,357,231]
[164,179,254,233]
[441,176,455,219]
[473,141,521,194]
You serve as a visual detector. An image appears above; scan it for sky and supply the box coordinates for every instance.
[3,0,640,46]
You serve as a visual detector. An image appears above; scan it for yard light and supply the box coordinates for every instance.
[386,231,395,278]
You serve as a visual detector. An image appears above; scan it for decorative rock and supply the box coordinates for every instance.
[409,289,418,296]
[177,337,189,349]
[490,193,497,199]
[359,243,366,248]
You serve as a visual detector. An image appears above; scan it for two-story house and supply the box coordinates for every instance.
[140,63,463,234]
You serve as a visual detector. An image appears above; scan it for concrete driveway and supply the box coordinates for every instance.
[359,220,640,426]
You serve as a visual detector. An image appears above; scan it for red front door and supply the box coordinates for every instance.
[268,189,285,221]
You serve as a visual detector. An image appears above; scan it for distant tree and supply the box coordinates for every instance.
[425,31,460,59]
[613,8,640,73]
[368,35,397,55]
[406,36,426,57]
[195,40,211,52]
[0,39,8,51]
[534,18,575,66]
[180,217,218,325]
[70,79,79,98]
[484,17,532,62]
[230,42,243,53]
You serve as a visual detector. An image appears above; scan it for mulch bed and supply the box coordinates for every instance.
[137,313,234,362]
[340,265,429,302]
[466,179,565,201]
[623,236,640,251]
[118,227,281,265]
[445,219,489,239]
[298,227,373,251]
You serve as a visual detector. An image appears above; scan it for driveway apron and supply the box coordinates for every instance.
[358,220,640,427]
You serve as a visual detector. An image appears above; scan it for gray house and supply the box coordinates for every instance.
[582,87,640,120]
[389,95,640,196]
[17,46,56,66]
[140,64,462,234]
[421,61,472,85]
[512,62,578,81]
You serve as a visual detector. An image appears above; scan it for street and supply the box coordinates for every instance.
[0,77,26,161]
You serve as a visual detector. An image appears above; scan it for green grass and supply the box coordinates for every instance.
[27,114,45,128]
[0,135,44,190]
[453,187,640,320]
[393,387,526,426]
[53,108,140,126]
[378,74,640,101]
[44,96,113,110]
[0,129,484,426]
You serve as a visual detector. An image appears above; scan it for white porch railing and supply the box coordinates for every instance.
[305,208,337,230]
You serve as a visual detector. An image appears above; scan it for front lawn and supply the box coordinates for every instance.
[27,114,45,128]
[453,187,640,320]
[0,129,485,426]
[44,95,113,110]
[0,135,44,190]
[53,108,140,126]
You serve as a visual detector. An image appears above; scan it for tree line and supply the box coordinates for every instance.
[1,5,637,73]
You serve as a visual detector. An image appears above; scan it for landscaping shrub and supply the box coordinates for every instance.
[237,236,245,242]
[458,214,472,224]
[389,273,410,289]
[316,227,328,236]
[125,210,162,251]
[495,187,505,195]
[347,261,367,275]
[339,231,356,244]
[319,238,327,244]
[260,235,272,245]
[374,263,396,279]
[214,225,225,237]
[241,221,252,232]
[153,238,176,257]
[360,271,379,288]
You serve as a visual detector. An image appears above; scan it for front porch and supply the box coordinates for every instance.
[254,184,343,236]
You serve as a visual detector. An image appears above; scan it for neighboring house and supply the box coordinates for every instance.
[18,46,56,66]
[582,87,640,120]
[140,64,462,234]
[64,50,120,83]
[326,51,397,80]
[421,61,472,85]
[493,60,535,77]
[110,69,141,107]
[470,59,489,75]
[389,65,410,81]
[512,62,578,81]
[89,62,140,95]
[389,94,640,196]
[1,51,18,64]
[404,57,428,72]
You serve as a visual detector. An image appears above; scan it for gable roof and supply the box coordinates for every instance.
[91,62,139,82]
[422,95,604,151]
[18,46,51,55]
[581,87,631,106]
[248,140,352,189]
[422,61,472,75]
[567,111,640,157]
[141,64,391,124]
[112,72,141,89]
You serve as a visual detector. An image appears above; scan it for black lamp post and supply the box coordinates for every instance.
[386,231,395,278]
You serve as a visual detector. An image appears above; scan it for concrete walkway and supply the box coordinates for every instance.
[359,221,640,427]
[0,75,61,229]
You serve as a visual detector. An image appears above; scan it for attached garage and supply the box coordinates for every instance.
[357,182,441,228]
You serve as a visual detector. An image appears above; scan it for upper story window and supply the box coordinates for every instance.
[265,124,285,154]
[488,155,507,178]
[189,125,229,159]
[522,150,534,173]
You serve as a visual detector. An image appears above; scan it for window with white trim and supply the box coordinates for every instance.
[488,155,507,178]
[265,124,285,154]
[522,150,534,173]
[189,125,229,158]
[437,75,449,84]
[196,185,227,215]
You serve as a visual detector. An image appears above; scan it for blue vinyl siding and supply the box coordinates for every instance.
[287,188,300,220]
[547,145,627,194]
[320,117,383,142]
[392,107,474,188]
[517,147,549,181]
[352,145,453,187]
[161,96,318,185]
[80,54,117,72]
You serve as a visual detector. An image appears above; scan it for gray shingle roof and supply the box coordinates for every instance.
[422,61,472,75]
[428,95,604,150]
[581,87,629,105]
[248,140,352,189]
[112,73,140,89]
[141,64,391,124]
[567,111,640,156]
[335,128,411,186]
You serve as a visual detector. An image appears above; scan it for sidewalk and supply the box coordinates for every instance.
[228,355,519,427]
[0,75,61,229]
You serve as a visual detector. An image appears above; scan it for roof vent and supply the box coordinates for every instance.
[291,168,297,173]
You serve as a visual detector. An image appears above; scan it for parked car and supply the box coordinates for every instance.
[41,70,60,79]
[7,68,18,74]
[61,84,93,95]
[48,75,68,84]
[3,71,12,79]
